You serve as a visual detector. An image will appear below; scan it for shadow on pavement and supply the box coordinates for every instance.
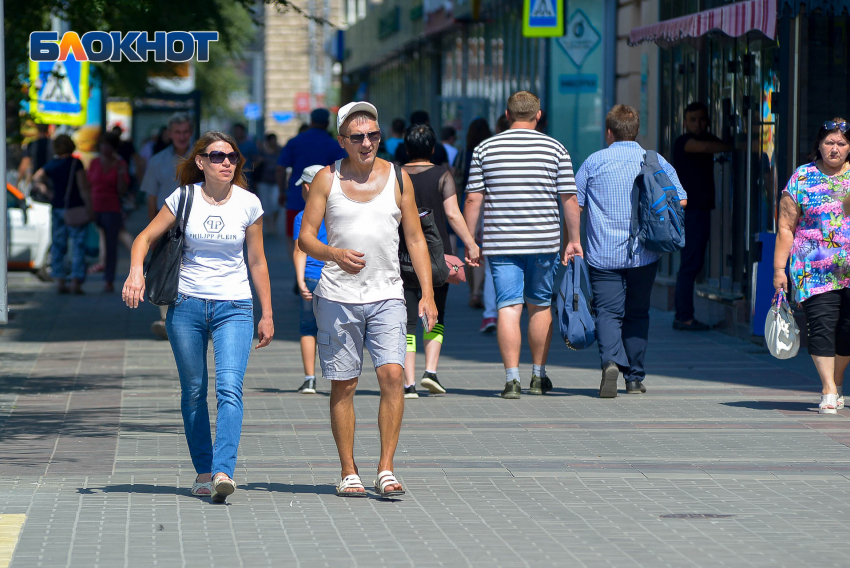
[721,400,817,412]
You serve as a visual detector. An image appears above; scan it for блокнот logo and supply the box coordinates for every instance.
[29,31,219,62]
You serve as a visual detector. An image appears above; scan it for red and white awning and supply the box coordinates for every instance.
[628,0,777,47]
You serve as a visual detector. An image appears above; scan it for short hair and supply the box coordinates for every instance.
[265,132,278,142]
[507,91,540,122]
[409,110,430,125]
[391,118,406,134]
[606,105,640,141]
[807,116,850,163]
[404,124,436,161]
[53,134,75,155]
[684,102,708,116]
[167,112,191,128]
[232,122,247,132]
[440,126,456,141]
[343,111,378,135]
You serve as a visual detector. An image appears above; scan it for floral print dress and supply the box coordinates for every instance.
[784,162,850,303]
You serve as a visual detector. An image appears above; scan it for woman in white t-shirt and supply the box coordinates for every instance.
[122,131,274,503]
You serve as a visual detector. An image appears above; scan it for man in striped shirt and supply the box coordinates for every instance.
[576,105,687,398]
[464,91,583,399]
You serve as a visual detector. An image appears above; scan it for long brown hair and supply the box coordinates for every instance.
[807,117,850,163]
[176,131,248,187]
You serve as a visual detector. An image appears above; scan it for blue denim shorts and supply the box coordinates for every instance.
[488,253,559,309]
[299,278,320,336]
[312,296,407,380]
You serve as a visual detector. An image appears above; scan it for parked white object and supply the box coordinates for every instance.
[765,289,800,359]
[6,185,52,280]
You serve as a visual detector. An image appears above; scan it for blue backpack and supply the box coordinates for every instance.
[628,150,685,258]
[556,256,596,351]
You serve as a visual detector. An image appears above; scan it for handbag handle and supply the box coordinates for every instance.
[63,158,78,209]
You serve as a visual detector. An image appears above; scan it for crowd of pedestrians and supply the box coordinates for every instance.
[21,87,847,502]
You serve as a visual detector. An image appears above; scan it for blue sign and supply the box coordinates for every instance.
[559,74,598,94]
[244,103,261,121]
[272,111,295,124]
[29,55,90,125]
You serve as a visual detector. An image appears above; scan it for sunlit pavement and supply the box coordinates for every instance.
[0,211,848,567]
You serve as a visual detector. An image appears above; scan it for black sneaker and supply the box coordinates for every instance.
[297,378,316,394]
[599,361,619,398]
[404,385,419,399]
[501,379,521,399]
[625,380,646,394]
[420,372,446,394]
[529,375,543,395]
[541,376,553,394]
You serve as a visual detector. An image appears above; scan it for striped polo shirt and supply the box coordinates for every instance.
[466,129,576,256]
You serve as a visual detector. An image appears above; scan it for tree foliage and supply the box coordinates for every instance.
[4,0,332,132]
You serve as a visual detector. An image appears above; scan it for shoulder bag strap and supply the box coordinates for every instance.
[64,158,78,209]
[181,185,194,232]
[173,186,187,229]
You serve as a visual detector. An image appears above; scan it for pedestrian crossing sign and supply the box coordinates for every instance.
[29,53,90,126]
[523,0,565,38]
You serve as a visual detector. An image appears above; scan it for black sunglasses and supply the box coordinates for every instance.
[823,121,849,133]
[199,151,239,164]
[341,130,381,145]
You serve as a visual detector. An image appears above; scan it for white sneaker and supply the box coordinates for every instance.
[820,394,838,414]
[837,387,844,410]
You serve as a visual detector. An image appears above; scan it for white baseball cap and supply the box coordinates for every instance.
[296,165,324,185]
[337,101,378,132]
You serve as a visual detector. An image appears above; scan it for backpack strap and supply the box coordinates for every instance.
[628,156,645,260]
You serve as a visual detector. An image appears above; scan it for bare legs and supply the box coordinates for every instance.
[812,355,850,395]
[403,339,444,387]
[300,336,316,377]
[496,303,552,369]
[329,364,404,493]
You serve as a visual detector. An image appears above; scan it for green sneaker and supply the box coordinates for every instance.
[529,375,543,395]
[501,379,521,399]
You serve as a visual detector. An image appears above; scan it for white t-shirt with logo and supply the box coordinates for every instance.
[164,184,263,300]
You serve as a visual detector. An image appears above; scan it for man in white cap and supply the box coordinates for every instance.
[298,101,437,499]
[292,165,328,395]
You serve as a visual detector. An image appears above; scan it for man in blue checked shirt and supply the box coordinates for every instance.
[576,105,687,398]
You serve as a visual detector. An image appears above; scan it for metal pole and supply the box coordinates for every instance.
[0,0,9,324]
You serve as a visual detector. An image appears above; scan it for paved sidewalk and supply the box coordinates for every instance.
[1,221,849,567]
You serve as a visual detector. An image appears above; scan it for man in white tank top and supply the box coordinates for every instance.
[298,101,438,498]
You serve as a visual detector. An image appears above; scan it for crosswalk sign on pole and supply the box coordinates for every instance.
[29,53,90,126]
[523,0,566,38]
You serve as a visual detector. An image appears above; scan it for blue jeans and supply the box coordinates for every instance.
[588,261,658,382]
[166,294,254,478]
[95,211,123,284]
[51,209,88,281]
[488,253,559,309]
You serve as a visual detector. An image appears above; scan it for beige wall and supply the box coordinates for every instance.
[264,2,345,142]
[615,0,660,151]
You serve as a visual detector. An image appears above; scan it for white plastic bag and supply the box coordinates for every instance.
[765,290,800,359]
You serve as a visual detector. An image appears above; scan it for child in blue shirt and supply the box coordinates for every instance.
[292,165,327,394]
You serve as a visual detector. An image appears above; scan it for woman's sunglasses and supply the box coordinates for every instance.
[823,121,849,133]
[200,151,239,164]
[341,131,381,145]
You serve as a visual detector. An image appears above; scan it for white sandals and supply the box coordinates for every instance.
[191,476,212,496]
[838,387,845,410]
[336,474,368,497]
[820,394,839,414]
[211,474,236,503]
[374,470,405,498]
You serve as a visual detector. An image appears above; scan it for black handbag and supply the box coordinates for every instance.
[144,185,193,306]
[395,165,450,289]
